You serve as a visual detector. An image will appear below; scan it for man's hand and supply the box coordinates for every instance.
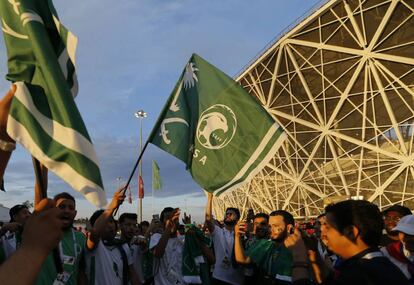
[0,84,16,142]
[21,199,63,257]
[108,188,126,211]
[0,198,63,285]
[284,228,308,262]
[2,222,22,233]
[0,85,17,190]
[182,212,191,224]
[235,221,246,237]
[165,208,180,233]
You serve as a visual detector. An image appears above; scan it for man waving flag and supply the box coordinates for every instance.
[0,0,106,207]
[149,54,286,196]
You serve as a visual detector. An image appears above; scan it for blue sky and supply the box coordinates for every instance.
[0,0,322,223]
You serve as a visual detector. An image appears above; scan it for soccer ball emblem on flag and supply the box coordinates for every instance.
[196,104,237,150]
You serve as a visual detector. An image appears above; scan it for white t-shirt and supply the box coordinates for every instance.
[211,225,244,285]
[86,240,133,285]
[130,244,144,283]
[1,231,18,259]
[149,233,187,285]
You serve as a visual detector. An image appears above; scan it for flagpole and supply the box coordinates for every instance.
[116,177,122,219]
[135,109,147,223]
[152,183,154,215]
[113,139,150,217]
[139,116,142,223]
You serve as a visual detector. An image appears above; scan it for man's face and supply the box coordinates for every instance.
[269,215,290,241]
[120,218,136,241]
[103,218,117,240]
[399,232,414,253]
[384,211,403,235]
[56,198,77,230]
[223,209,239,226]
[321,213,353,258]
[141,224,149,234]
[253,217,269,239]
[13,208,31,225]
[314,216,326,239]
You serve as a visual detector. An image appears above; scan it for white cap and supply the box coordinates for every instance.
[392,215,414,235]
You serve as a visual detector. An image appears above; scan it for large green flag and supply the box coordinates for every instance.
[0,0,106,207]
[152,160,162,190]
[149,54,286,196]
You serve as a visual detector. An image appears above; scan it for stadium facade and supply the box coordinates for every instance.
[213,0,414,219]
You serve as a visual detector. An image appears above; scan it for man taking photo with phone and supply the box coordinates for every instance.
[235,210,295,285]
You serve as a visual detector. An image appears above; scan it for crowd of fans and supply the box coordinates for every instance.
[0,189,413,285]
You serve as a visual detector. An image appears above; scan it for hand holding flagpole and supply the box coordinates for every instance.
[0,85,16,191]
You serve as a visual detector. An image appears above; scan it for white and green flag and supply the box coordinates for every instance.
[150,54,286,196]
[0,0,106,207]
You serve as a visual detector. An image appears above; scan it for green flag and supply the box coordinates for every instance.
[152,160,162,190]
[149,54,286,196]
[0,0,106,207]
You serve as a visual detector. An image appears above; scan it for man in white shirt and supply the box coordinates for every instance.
[0,204,31,261]
[119,212,145,284]
[150,207,186,285]
[205,193,244,285]
[85,190,141,285]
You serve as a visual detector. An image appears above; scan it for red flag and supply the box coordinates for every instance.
[127,185,132,204]
[138,175,144,199]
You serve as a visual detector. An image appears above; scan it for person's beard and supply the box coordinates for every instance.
[272,229,288,243]
[386,227,398,236]
[224,219,237,226]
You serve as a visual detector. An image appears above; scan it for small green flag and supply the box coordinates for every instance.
[0,0,106,207]
[149,54,286,196]
[152,160,162,190]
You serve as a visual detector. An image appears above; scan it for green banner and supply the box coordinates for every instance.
[150,54,286,195]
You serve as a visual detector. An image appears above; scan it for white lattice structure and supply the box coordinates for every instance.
[213,0,414,220]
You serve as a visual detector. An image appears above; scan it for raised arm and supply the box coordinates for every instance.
[204,192,215,234]
[234,221,252,265]
[87,189,125,250]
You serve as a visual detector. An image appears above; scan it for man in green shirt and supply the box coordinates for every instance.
[34,192,87,285]
[235,210,295,285]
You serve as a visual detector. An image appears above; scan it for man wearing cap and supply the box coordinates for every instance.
[380,205,412,247]
[381,215,414,283]
[0,204,31,262]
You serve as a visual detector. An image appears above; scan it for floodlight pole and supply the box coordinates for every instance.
[135,110,147,223]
